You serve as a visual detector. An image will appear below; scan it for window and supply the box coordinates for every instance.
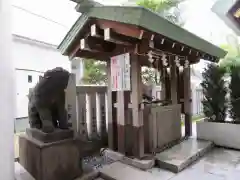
[28,75,32,83]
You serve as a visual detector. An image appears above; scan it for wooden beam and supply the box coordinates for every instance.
[91,24,104,38]
[153,38,201,62]
[80,38,98,52]
[96,19,142,39]
[75,49,108,61]
[80,36,117,52]
[104,28,140,46]
[135,31,201,63]
[69,44,81,60]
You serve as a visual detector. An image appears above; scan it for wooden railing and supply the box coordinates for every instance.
[65,74,203,144]
[76,85,108,141]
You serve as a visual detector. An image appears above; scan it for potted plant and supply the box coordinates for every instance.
[229,65,240,123]
[196,63,238,148]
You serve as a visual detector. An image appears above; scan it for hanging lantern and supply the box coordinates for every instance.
[184,58,189,68]
[154,58,161,84]
[179,66,184,72]
[174,56,181,67]
[147,51,154,63]
[161,53,168,67]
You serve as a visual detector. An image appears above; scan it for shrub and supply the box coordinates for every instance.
[201,63,227,122]
[229,65,240,123]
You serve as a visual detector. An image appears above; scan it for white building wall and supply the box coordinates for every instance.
[13,35,75,118]
[15,69,43,118]
[13,35,71,72]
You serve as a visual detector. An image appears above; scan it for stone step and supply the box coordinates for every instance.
[155,138,214,173]
[99,162,159,180]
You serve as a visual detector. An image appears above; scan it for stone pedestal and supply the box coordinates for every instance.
[26,128,74,143]
[19,129,82,180]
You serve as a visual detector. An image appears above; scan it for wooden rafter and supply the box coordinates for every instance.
[80,36,117,52]
[104,28,140,46]
[91,24,104,38]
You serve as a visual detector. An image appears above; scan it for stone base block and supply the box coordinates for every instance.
[101,149,155,170]
[26,128,74,143]
[19,135,82,180]
[155,138,214,173]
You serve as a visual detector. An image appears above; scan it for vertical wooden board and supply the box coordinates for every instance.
[65,74,77,136]
[86,94,92,140]
[104,93,108,131]
[90,93,98,140]
[77,93,87,140]
[161,68,166,100]
[112,91,118,150]
[96,93,102,137]
[100,93,107,138]
[147,109,153,153]
[143,107,150,153]
[151,109,158,151]
[117,91,126,154]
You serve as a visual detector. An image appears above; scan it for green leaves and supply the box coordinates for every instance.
[201,63,227,122]
[81,59,107,85]
[229,65,240,123]
[136,0,184,25]
[219,40,240,73]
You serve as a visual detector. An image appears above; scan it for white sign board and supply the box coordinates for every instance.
[111,53,131,91]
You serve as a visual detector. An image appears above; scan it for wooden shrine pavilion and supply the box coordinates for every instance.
[58,4,226,159]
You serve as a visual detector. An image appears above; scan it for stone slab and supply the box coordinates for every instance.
[100,162,159,180]
[101,148,155,170]
[26,128,74,143]
[155,138,214,173]
[19,135,82,180]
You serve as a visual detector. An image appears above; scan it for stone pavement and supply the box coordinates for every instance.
[81,147,240,180]
[15,147,240,180]
[148,148,240,180]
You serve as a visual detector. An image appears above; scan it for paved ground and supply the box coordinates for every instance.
[15,120,240,180]
[81,147,240,180]
[148,147,240,180]
[16,147,240,180]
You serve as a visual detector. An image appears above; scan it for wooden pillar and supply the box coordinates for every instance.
[131,54,144,158]
[184,66,192,136]
[165,70,171,100]
[116,91,126,154]
[107,60,116,150]
[170,58,178,104]
[160,68,166,100]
